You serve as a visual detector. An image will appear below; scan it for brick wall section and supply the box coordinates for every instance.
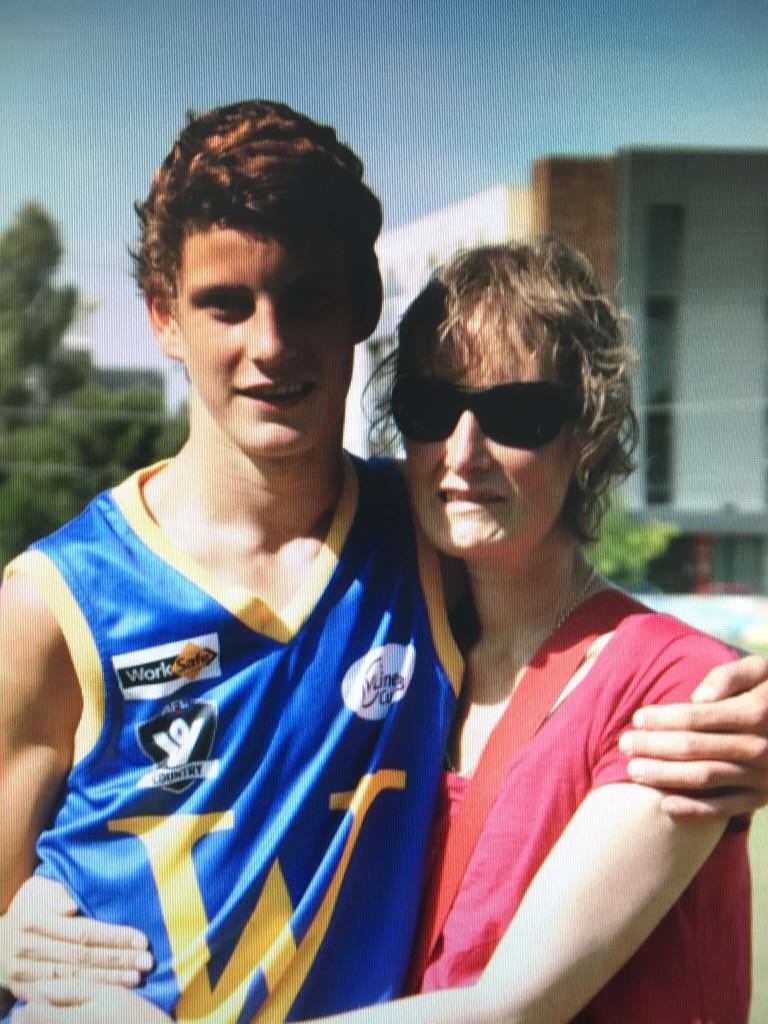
[532,157,617,292]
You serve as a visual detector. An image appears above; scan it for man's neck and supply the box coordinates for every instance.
[137,436,350,604]
[144,431,348,557]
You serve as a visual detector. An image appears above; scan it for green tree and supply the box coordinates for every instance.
[0,389,188,566]
[589,506,678,588]
[0,206,187,567]
[0,204,86,430]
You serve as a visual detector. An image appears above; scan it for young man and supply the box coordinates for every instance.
[2,101,767,1023]
[1,100,462,1022]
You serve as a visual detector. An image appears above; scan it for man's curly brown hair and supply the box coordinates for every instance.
[394,238,639,541]
[132,99,383,339]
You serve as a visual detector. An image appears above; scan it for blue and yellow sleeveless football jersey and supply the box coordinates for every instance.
[4,456,461,1023]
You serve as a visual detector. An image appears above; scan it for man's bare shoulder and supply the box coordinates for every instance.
[0,569,81,744]
[1,568,83,905]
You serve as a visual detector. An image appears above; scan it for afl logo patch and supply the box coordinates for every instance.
[136,700,219,793]
[341,643,416,720]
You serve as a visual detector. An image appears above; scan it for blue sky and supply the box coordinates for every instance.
[1,0,766,387]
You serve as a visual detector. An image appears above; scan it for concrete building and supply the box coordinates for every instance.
[614,149,768,594]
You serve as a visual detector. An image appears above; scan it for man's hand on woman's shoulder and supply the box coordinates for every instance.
[620,655,768,816]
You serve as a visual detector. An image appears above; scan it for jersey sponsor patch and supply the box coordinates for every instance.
[112,633,221,700]
[136,700,219,792]
[341,643,416,720]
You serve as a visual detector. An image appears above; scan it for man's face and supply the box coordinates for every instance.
[150,227,357,463]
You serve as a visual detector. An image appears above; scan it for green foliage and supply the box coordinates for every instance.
[0,448,95,554]
[589,506,679,586]
[44,348,92,399]
[0,205,187,568]
[62,385,166,475]
[0,204,81,399]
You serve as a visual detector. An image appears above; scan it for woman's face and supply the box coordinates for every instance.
[402,322,580,566]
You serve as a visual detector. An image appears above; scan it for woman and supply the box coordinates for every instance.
[8,239,760,1023]
[298,237,750,1023]
[356,237,751,1022]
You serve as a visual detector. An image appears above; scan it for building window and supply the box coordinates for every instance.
[644,297,675,504]
[711,536,764,594]
[643,205,684,506]
[645,205,684,295]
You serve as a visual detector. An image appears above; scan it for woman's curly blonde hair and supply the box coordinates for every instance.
[393,237,639,541]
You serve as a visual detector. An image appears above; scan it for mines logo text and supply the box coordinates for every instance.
[341,643,416,720]
[112,633,221,700]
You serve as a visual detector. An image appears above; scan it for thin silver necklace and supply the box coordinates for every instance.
[549,563,598,636]
[445,564,598,775]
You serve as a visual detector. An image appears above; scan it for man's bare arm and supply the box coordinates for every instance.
[0,574,150,1006]
[1,573,82,900]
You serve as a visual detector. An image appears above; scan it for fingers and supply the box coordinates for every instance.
[620,728,768,765]
[691,655,768,701]
[631,749,768,815]
[15,965,144,1005]
[8,926,152,969]
[624,686,768,817]
[22,878,79,917]
[13,958,148,999]
[631,686,768,734]
[3,884,152,1001]
[33,916,151,952]
[6,937,152,994]
[5,876,149,947]
[15,977,93,1010]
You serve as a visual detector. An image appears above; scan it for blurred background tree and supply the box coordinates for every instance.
[0,203,82,429]
[589,506,679,588]
[0,205,186,567]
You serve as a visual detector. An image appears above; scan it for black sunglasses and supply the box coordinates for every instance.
[391,377,579,448]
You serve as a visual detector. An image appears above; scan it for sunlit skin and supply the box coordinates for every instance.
[403,317,596,775]
[142,228,361,593]
[4,258,768,1023]
[405,398,579,568]
[149,227,357,469]
[404,320,582,587]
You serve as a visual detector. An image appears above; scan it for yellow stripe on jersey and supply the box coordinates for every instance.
[112,458,358,644]
[3,549,105,764]
[109,770,406,1023]
[413,531,464,696]
[274,456,358,639]
[256,770,407,1022]
[109,811,289,1024]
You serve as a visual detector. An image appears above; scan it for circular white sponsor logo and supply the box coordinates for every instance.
[341,643,416,720]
